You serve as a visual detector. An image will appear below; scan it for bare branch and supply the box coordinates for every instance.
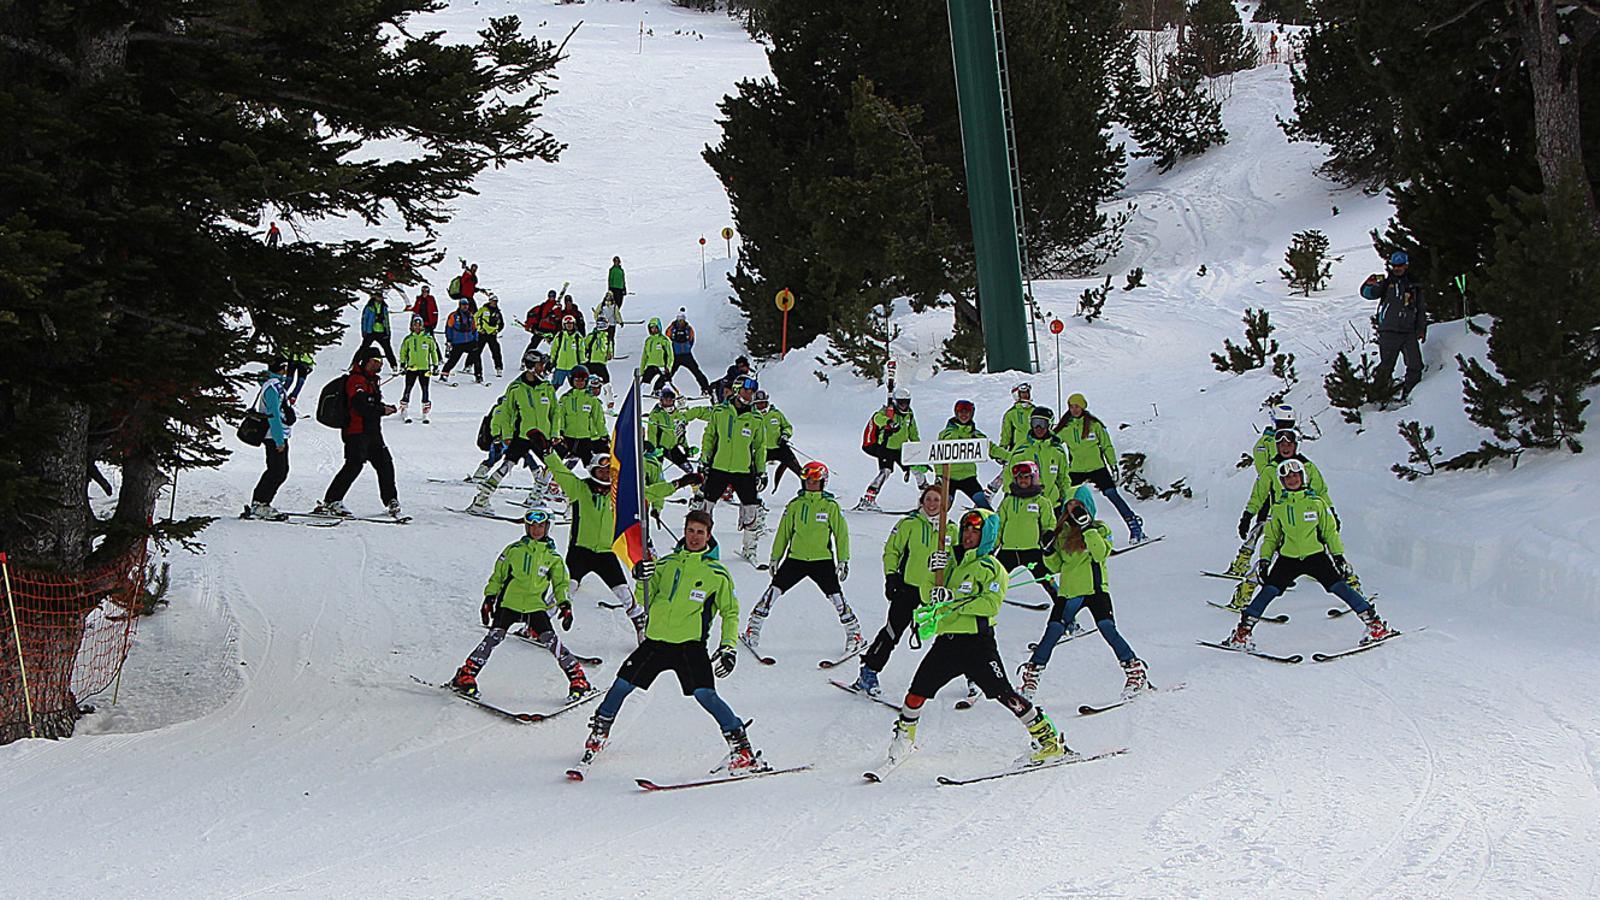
[0,34,75,75]
[1424,0,1493,36]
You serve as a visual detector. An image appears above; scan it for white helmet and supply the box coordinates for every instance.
[1012,382,1033,400]
[1270,403,1296,429]
[892,386,911,402]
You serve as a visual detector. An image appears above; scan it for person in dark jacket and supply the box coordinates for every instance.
[316,347,402,518]
[407,285,440,335]
[1360,251,1428,401]
[665,309,712,395]
[440,298,483,384]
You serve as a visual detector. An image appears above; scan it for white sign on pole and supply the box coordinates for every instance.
[899,439,991,467]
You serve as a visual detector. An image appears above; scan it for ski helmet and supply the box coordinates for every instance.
[524,350,548,371]
[1012,383,1032,401]
[562,314,576,327]
[1276,458,1306,486]
[523,507,554,526]
[753,389,770,410]
[1029,406,1055,428]
[954,399,975,418]
[587,375,605,395]
[589,455,614,483]
[1011,460,1041,482]
[571,364,590,382]
[657,385,678,406]
[1270,403,1296,430]
[801,461,829,486]
[892,386,911,411]
[1389,250,1410,266]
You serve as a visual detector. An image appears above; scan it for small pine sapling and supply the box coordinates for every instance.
[1077,275,1113,322]
[1391,420,1442,480]
[1211,308,1277,373]
[1323,350,1381,424]
[1265,352,1298,405]
[1124,267,1145,291]
[1280,229,1336,296]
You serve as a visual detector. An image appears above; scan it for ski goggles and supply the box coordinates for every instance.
[524,508,554,525]
[954,399,975,415]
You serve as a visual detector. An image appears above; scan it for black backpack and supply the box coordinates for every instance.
[315,375,352,429]
[476,411,494,451]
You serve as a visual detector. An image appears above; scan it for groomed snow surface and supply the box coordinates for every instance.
[5,2,1599,896]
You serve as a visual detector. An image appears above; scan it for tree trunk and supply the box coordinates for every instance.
[0,607,88,744]
[1510,0,1600,234]
[22,398,93,570]
[93,451,167,567]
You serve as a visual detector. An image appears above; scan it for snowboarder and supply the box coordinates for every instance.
[850,485,953,696]
[754,390,804,492]
[640,317,674,389]
[398,315,441,424]
[353,293,398,368]
[315,347,402,518]
[554,365,607,465]
[467,356,559,513]
[855,387,930,512]
[244,358,295,520]
[742,461,860,658]
[937,399,993,509]
[1361,250,1428,402]
[448,508,592,702]
[645,385,709,475]
[607,255,627,307]
[665,310,713,396]
[581,510,763,774]
[548,314,585,389]
[1056,393,1146,542]
[695,376,768,563]
[1019,488,1149,701]
[474,294,506,378]
[882,509,1070,768]
[1220,459,1392,650]
[439,298,482,384]
[995,460,1065,610]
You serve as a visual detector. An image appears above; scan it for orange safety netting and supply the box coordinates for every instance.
[0,545,148,740]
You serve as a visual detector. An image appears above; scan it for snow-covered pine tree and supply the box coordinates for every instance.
[1113,32,1228,174]
[1212,309,1278,373]
[1281,229,1335,295]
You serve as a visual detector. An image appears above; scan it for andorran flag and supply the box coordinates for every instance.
[609,373,648,568]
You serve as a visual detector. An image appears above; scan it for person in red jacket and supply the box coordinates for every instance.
[407,285,439,334]
[315,347,403,518]
[459,262,479,306]
[523,290,563,350]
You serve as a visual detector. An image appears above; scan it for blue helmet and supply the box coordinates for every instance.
[1389,251,1410,266]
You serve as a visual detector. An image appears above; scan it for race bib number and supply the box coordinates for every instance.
[1026,504,1039,513]
[741,428,752,437]
[815,513,829,523]
[1303,510,1319,522]
[689,589,708,604]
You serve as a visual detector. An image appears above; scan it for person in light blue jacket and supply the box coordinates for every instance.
[353,294,398,368]
[248,359,296,520]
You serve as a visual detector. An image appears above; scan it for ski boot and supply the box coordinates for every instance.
[886,716,918,766]
[740,623,763,655]
[465,489,495,517]
[313,499,353,518]
[400,401,411,424]
[842,615,864,655]
[582,712,613,761]
[1018,662,1042,701]
[853,488,881,512]
[1024,709,1070,765]
[566,668,592,703]
[850,664,881,697]
[1128,515,1147,544]
[421,401,432,425]
[717,727,766,775]
[449,660,481,698]
[1120,658,1150,699]
[1227,578,1254,611]
[248,501,287,522]
[385,499,405,519]
[1358,608,1394,645]
[467,462,490,483]
[1221,617,1256,651]
[1224,546,1255,578]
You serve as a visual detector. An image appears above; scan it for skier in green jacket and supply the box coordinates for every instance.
[754,390,805,492]
[988,383,1037,493]
[696,376,768,563]
[579,510,765,775]
[850,485,954,696]
[741,461,860,659]
[607,255,627,307]
[398,315,441,424]
[995,460,1064,611]
[1056,392,1146,542]
[645,385,708,475]
[1223,426,1350,608]
[855,387,930,512]
[881,509,1069,769]
[449,508,592,702]
[1221,459,1392,650]
[467,353,560,515]
[938,399,993,509]
[554,365,608,465]
[640,318,674,390]
[1000,407,1070,505]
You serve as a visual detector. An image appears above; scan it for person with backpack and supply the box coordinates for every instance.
[244,358,296,521]
[640,317,673,389]
[665,310,712,396]
[315,347,402,519]
[475,294,506,378]
[523,289,563,355]
[607,256,627,307]
[451,261,479,309]
[286,351,315,404]
[440,298,482,384]
[466,354,561,513]
[406,285,439,335]
[353,293,397,368]
[398,315,441,424]
[548,314,585,389]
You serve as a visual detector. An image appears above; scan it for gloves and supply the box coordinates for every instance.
[885,572,905,598]
[481,596,495,628]
[673,471,704,488]
[528,430,550,457]
[633,559,656,580]
[1041,528,1057,549]
[1255,558,1271,584]
[1238,511,1253,540]
[836,560,850,583]
[711,644,737,678]
[928,550,949,571]
[928,586,954,605]
[756,473,769,493]
[1333,554,1354,579]
[558,602,574,631]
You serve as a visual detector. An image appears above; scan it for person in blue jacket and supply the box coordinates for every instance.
[353,293,398,368]
[1360,250,1428,402]
[665,309,712,396]
[440,298,484,384]
[246,358,296,520]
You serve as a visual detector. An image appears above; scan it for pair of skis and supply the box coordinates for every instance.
[411,674,601,722]
[1197,626,1421,664]
[865,747,1129,785]
[285,510,411,525]
[737,634,864,670]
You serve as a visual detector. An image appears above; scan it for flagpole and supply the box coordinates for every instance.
[633,369,649,556]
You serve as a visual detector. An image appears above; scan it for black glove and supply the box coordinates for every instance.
[1255,558,1271,584]
[558,602,574,631]
[673,471,704,488]
[711,644,737,678]
[1238,511,1253,540]
[481,596,495,628]
[633,558,656,581]
[528,429,550,456]
[756,472,769,493]
[1041,528,1057,550]
[552,437,571,457]
[1333,554,1353,579]
[885,572,905,599]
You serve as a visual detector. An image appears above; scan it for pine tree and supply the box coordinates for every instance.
[1253,0,1316,24]
[1280,230,1335,295]
[1176,0,1258,78]
[1456,178,1600,454]
[1113,33,1228,174]
[1323,349,1384,424]
[1211,309,1277,373]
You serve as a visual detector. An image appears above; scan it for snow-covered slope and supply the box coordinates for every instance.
[4,2,1598,896]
